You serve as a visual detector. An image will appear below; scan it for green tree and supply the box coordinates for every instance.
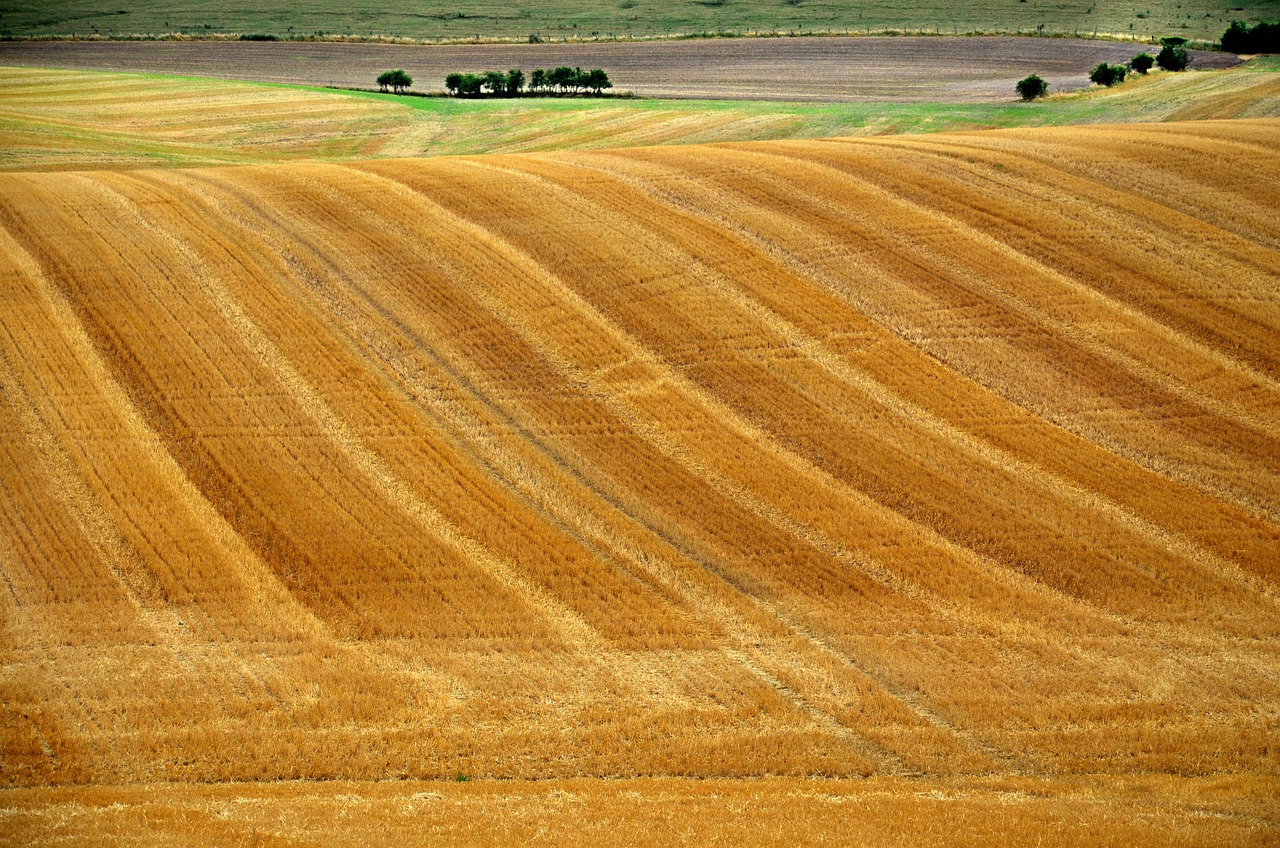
[1089,62,1126,86]
[445,72,463,95]
[530,68,546,92]
[376,69,413,94]
[1156,43,1188,71]
[584,68,612,95]
[482,70,507,95]
[1129,53,1154,74]
[1015,74,1048,100]
[505,68,526,96]
[547,66,575,94]
[1222,20,1251,53]
[1221,20,1279,53]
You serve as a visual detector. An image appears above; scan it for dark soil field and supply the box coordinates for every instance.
[0,37,1240,102]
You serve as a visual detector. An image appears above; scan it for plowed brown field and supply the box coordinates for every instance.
[0,37,1241,101]
[2,119,1279,844]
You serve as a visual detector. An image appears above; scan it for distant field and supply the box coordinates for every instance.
[0,36,1241,100]
[3,59,1278,170]
[2,119,1278,826]
[0,0,1274,44]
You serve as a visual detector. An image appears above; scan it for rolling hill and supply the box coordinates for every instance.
[3,58,1279,172]
[2,119,1278,844]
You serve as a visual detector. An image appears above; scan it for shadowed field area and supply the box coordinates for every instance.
[1,121,1278,845]
[3,59,1279,171]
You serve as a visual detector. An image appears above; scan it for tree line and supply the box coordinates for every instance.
[445,67,613,97]
[1016,37,1192,100]
[1221,20,1279,54]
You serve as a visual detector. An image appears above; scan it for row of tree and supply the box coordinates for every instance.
[445,67,613,97]
[1017,39,1191,100]
[1222,20,1280,54]
[1090,42,1187,87]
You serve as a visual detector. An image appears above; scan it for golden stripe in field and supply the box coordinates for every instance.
[0,120,1277,791]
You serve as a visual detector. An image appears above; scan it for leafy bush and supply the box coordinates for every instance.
[376,69,413,94]
[1016,74,1048,100]
[1156,44,1189,71]
[1130,53,1154,74]
[1221,20,1280,54]
[239,33,277,41]
[1090,62,1127,86]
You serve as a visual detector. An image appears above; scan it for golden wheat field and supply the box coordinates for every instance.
[2,118,1279,844]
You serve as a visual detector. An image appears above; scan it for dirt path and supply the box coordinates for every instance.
[0,37,1239,102]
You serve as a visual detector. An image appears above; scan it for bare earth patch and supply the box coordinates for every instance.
[0,37,1239,102]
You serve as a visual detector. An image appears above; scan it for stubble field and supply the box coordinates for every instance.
[2,116,1279,843]
[4,57,1279,172]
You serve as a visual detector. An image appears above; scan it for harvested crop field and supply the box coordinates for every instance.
[1,119,1278,843]
[6,776,1276,847]
[0,37,1241,101]
[5,61,1280,172]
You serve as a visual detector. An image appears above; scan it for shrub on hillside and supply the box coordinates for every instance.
[1130,53,1154,74]
[1090,62,1127,86]
[1221,20,1280,54]
[1156,44,1189,71]
[1016,74,1048,100]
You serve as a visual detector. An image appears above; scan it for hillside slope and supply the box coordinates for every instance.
[1,121,1278,795]
[5,60,1279,174]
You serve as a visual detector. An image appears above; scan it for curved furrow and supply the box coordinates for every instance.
[81,170,614,648]
[330,162,1059,773]
[0,200,341,782]
[562,144,1280,577]
[238,162,988,773]
[343,156,1280,773]
[441,152,1278,636]
[161,168,783,639]
[157,164,743,652]
[747,140,1280,440]
[3,121,1278,785]
[812,128,1280,380]
[902,120,1280,250]
[370,157,1137,634]
[671,141,1280,526]
[551,148,1280,609]
[0,193,321,643]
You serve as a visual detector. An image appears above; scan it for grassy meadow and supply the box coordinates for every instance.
[0,0,1275,44]
[3,58,1279,170]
